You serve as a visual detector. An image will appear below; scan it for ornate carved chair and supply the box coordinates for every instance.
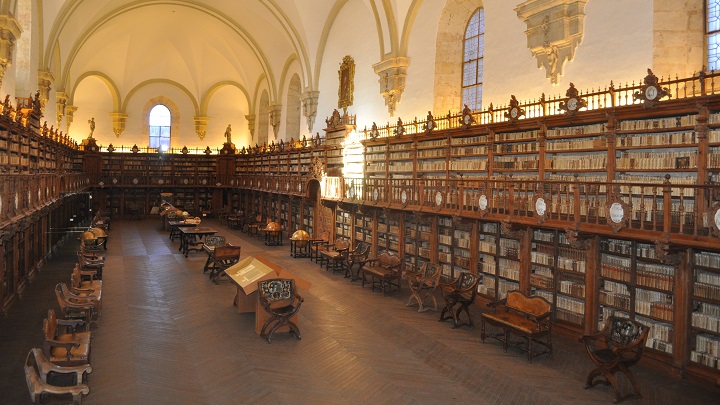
[25,348,90,405]
[54,284,96,325]
[202,235,227,273]
[59,283,101,320]
[405,262,442,312]
[439,272,480,328]
[76,252,104,280]
[71,264,101,292]
[318,238,350,272]
[258,278,304,343]
[362,251,403,295]
[580,316,650,403]
[42,309,91,367]
[208,245,242,283]
[343,242,370,281]
[27,347,92,386]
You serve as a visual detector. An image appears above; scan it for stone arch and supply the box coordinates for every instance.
[433,0,483,114]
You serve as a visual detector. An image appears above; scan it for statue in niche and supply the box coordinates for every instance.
[88,118,95,138]
[224,124,232,144]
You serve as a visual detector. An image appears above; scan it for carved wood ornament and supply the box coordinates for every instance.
[633,69,670,108]
[558,82,587,116]
[606,185,630,233]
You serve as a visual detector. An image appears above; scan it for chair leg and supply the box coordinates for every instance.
[620,366,642,400]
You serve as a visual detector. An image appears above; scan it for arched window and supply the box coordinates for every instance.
[462,8,485,111]
[708,0,720,70]
[149,105,171,151]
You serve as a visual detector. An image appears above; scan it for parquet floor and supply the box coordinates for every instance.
[1,218,719,404]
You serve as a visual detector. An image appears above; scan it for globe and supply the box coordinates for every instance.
[291,229,310,248]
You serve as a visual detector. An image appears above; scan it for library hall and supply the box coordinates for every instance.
[3,0,720,404]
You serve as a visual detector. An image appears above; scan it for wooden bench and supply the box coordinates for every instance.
[480,290,552,363]
[361,251,402,295]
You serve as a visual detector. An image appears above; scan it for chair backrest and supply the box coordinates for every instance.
[214,245,242,262]
[379,251,401,269]
[606,317,649,350]
[258,278,295,303]
[353,242,370,259]
[335,238,350,251]
[420,262,440,280]
[507,290,551,318]
[205,235,226,248]
[456,272,480,291]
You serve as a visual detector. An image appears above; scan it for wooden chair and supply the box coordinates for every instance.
[258,278,304,343]
[580,316,650,403]
[25,348,90,405]
[439,272,480,328]
[309,231,330,262]
[318,238,349,272]
[54,284,96,325]
[68,269,102,310]
[59,283,101,320]
[208,245,242,283]
[42,309,91,367]
[405,262,442,312]
[71,264,102,292]
[27,347,92,386]
[202,235,226,273]
[77,252,104,280]
[362,251,403,295]
[343,242,370,281]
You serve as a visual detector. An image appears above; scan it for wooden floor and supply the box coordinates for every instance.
[2,218,719,404]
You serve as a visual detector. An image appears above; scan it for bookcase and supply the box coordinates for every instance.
[403,212,431,274]
[376,210,400,255]
[477,221,499,300]
[690,249,720,372]
[354,210,374,246]
[599,237,676,357]
[491,127,540,180]
[335,206,352,239]
[450,131,489,179]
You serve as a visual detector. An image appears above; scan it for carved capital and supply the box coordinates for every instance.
[515,1,588,84]
[37,70,54,114]
[193,116,210,141]
[244,114,255,140]
[301,91,319,132]
[372,56,410,117]
[0,14,21,90]
[268,104,282,137]
[64,105,78,134]
[109,112,128,138]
